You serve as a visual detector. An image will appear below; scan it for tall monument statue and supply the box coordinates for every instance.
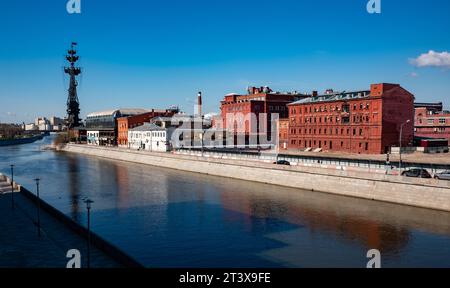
[64,42,82,129]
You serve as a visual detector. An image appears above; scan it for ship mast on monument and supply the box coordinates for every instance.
[65,42,82,129]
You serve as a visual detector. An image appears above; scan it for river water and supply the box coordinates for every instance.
[1,135,450,267]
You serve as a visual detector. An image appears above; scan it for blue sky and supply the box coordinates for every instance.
[1,0,450,123]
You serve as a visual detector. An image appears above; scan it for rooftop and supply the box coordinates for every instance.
[130,123,165,132]
[289,90,371,105]
[86,109,150,118]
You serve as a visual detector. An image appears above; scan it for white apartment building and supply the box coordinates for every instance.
[128,123,173,152]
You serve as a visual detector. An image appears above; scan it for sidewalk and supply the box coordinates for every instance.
[0,189,122,268]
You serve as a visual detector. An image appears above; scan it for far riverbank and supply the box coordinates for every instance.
[62,144,450,212]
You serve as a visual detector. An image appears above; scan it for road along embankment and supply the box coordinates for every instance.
[62,144,450,212]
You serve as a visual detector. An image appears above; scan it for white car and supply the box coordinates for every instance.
[434,171,450,181]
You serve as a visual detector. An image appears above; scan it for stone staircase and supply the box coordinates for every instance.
[0,174,16,194]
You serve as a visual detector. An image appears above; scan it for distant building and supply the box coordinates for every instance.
[415,105,450,142]
[24,123,37,131]
[287,83,415,154]
[85,109,150,146]
[25,116,64,131]
[128,123,173,152]
[150,114,213,149]
[49,116,64,131]
[414,102,443,114]
[278,119,289,150]
[117,108,178,147]
[219,86,310,147]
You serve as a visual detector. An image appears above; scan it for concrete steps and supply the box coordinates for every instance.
[0,179,16,194]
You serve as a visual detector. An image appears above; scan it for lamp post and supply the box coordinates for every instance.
[84,199,94,269]
[200,130,205,156]
[34,178,41,237]
[399,119,411,172]
[10,165,14,209]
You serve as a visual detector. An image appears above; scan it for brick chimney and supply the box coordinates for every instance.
[197,91,203,118]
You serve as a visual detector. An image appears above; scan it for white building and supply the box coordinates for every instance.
[25,116,64,131]
[24,123,37,131]
[87,131,100,146]
[128,123,173,152]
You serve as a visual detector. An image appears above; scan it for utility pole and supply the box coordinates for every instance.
[10,165,14,209]
[399,119,411,172]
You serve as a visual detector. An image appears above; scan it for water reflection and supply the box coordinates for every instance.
[66,155,81,220]
[1,137,450,267]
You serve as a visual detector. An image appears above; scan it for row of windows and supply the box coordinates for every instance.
[291,114,372,124]
[415,127,448,132]
[129,131,166,139]
[423,119,448,125]
[87,132,99,138]
[290,139,370,151]
[290,103,371,115]
[268,106,287,112]
[290,127,367,137]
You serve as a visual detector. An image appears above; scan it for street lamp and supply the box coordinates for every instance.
[200,130,205,156]
[10,165,14,209]
[34,178,41,237]
[84,199,94,269]
[399,119,411,172]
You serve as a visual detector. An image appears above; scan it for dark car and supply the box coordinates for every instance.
[274,160,291,166]
[401,168,432,179]
[434,171,450,181]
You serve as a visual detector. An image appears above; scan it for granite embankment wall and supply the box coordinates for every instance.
[0,173,143,268]
[62,144,450,212]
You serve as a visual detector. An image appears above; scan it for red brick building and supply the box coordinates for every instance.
[415,105,450,142]
[287,83,415,154]
[278,119,289,150]
[117,109,177,146]
[219,86,309,145]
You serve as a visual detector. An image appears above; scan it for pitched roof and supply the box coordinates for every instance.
[288,90,371,105]
[130,123,165,132]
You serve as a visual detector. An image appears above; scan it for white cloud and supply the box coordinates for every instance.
[410,50,450,68]
[409,72,419,78]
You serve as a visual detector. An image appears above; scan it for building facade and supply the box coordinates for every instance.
[85,109,149,146]
[278,119,289,150]
[287,83,415,154]
[117,109,177,147]
[415,106,450,142]
[128,123,173,152]
[219,86,309,147]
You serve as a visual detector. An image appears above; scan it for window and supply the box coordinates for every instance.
[428,119,434,125]
[440,119,446,124]
[342,104,350,113]
[359,129,363,136]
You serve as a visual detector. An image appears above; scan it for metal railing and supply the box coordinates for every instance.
[175,147,450,173]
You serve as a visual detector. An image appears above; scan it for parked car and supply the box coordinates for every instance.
[401,168,432,179]
[434,171,450,181]
[273,160,291,166]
